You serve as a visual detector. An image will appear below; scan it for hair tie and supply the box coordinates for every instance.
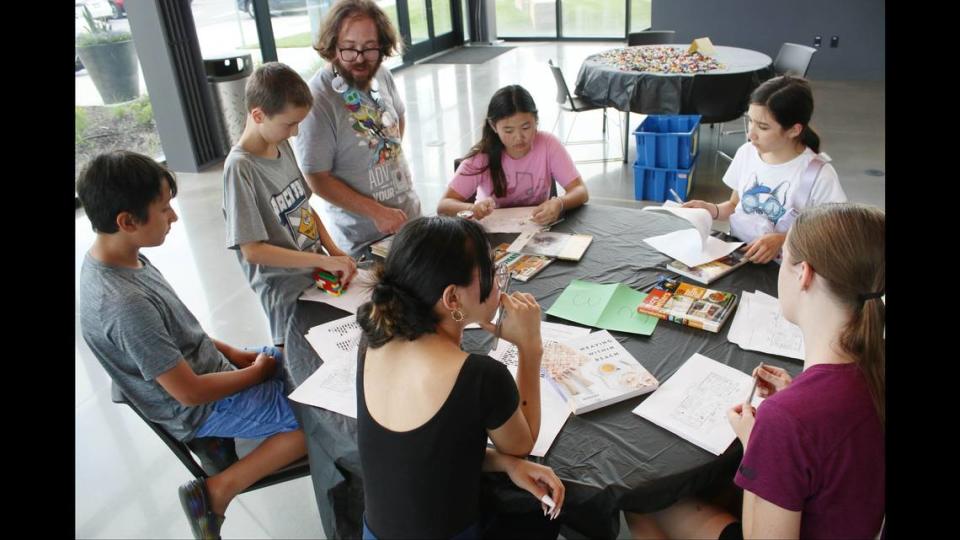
[858,290,884,303]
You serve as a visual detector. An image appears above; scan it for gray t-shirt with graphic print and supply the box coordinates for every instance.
[223,139,318,345]
[79,253,234,442]
[293,64,422,255]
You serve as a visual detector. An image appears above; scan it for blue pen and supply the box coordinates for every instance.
[668,188,684,204]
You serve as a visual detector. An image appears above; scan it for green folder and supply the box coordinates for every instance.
[545,279,659,336]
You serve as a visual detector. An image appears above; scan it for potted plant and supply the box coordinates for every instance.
[75,6,140,104]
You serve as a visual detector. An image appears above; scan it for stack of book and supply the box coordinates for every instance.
[637,278,738,333]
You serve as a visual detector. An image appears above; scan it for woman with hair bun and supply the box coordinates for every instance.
[355,215,565,539]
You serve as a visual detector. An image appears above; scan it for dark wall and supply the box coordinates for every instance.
[652,0,884,81]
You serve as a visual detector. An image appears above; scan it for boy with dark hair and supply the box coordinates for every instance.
[78,151,307,540]
[223,61,356,347]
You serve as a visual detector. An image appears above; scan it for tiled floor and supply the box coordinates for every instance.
[75,41,884,538]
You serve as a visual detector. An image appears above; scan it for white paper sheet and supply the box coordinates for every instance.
[477,206,544,233]
[299,269,375,314]
[643,229,743,268]
[304,314,363,363]
[727,291,805,360]
[643,201,713,245]
[633,353,761,455]
[484,365,572,458]
[288,355,358,417]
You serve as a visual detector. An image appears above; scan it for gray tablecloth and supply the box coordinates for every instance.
[283,203,800,539]
[574,45,773,114]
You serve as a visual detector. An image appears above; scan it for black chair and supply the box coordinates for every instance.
[452,158,557,198]
[547,59,623,163]
[689,71,757,174]
[111,381,311,492]
[627,30,676,46]
[773,42,817,77]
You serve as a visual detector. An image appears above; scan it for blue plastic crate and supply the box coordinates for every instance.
[634,115,701,170]
[633,159,697,202]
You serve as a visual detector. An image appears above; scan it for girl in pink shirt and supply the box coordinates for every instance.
[437,85,589,224]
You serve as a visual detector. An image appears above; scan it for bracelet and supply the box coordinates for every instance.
[711,202,719,220]
[554,196,565,214]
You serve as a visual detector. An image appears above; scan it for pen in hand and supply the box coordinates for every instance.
[745,361,763,406]
[669,188,684,205]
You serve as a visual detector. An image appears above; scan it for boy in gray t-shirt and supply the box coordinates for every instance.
[224,62,357,346]
[78,151,307,540]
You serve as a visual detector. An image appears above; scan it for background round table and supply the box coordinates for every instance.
[284,203,800,539]
[574,45,774,115]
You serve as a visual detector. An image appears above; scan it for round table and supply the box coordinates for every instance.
[574,45,774,115]
[284,204,799,539]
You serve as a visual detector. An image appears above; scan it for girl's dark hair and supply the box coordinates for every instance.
[358,216,495,348]
[750,75,820,153]
[788,203,885,429]
[76,150,178,233]
[461,85,538,198]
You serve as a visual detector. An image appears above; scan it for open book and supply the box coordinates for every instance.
[665,249,748,285]
[637,278,738,333]
[542,330,658,415]
[642,202,743,267]
[507,230,593,261]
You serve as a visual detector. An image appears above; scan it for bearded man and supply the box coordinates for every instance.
[294,0,422,255]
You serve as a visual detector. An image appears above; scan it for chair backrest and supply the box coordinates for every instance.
[110,381,311,492]
[689,71,757,124]
[773,42,817,77]
[547,59,575,110]
[627,30,676,46]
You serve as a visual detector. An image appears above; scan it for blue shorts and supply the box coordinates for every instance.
[194,346,300,439]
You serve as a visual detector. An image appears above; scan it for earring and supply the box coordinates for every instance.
[451,309,464,322]
[331,69,347,94]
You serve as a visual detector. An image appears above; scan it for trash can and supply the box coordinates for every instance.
[204,53,253,155]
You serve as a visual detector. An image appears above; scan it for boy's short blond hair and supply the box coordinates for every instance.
[244,62,313,116]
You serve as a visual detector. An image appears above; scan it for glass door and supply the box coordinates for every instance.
[402,0,462,62]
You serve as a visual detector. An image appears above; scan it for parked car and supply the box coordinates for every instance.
[236,0,308,19]
[108,0,125,19]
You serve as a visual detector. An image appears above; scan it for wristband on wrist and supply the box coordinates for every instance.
[712,202,720,220]
[554,196,565,214]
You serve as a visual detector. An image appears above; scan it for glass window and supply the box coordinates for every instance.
[433,0,453,36]
[495,0,556,38]
[630,0,652,33]
[409,0,429,44]
[76,1,162,179]
[563,1,625,38]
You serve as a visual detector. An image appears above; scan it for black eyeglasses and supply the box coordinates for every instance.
[338,47,383,62]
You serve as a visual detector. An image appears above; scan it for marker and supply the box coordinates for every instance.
[668,188,684,204]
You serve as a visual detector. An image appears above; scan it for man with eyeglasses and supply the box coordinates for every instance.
[294,0,422,256]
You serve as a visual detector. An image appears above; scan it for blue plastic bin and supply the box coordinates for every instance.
[634,115,701,169]
[633,159,697,202]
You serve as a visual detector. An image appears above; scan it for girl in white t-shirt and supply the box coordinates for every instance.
[684,75,846,264]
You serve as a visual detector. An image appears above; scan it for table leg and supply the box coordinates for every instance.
[623,110,630,163]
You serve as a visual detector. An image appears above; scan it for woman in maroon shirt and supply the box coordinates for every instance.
[627,203,885,539]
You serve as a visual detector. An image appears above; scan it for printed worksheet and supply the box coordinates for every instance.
[305,314,363,363]
[632,353,761,455]
[288,355,358,418]
[727,291,805,360]
[487,321,592,367]
[642,201,743,267]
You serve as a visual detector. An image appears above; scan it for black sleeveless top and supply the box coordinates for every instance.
[357,339,519,538]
